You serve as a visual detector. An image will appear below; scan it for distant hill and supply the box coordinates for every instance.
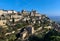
[49,16,60,24]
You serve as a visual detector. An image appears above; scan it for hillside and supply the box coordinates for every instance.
[0,10,60,41]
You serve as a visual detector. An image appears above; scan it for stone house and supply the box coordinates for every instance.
[0,9,17,15]
[20,30,28,40]
[0,20,7,26]
[16,25,34,40]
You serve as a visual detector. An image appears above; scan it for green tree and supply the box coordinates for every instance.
[12,18,15,24]
[44,29,60,41]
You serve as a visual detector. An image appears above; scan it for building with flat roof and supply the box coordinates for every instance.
[0,9,17,15]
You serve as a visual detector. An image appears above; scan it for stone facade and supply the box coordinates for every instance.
[16,25,35,40]
[0,9,17,15]
[0,20,6,26]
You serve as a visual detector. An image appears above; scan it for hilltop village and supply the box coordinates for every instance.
[0,9,60,41]
[0,9,52,28]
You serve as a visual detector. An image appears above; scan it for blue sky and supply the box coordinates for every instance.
[0,0,60,16]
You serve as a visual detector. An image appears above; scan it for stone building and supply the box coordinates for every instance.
[0,9,17,15]
[0,20,6,26]
[0,9,7,15]
[16,25,34,40]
